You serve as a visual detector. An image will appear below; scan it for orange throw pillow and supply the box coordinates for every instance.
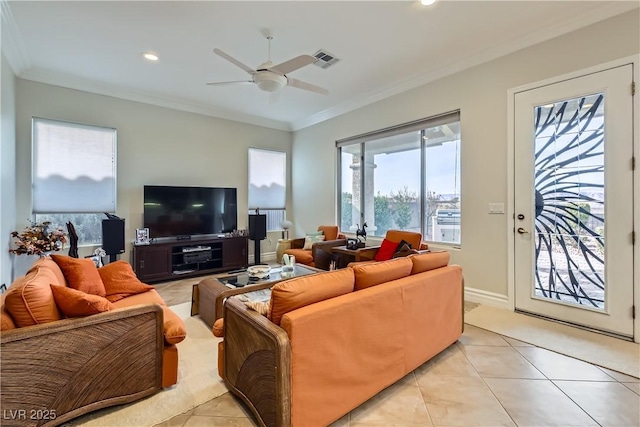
[98,260,154,302]
[50,285,114,317]
[51,255,106,297]
[4,267,63,327]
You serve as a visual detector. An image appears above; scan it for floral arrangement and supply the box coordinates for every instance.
[9,221,67,256]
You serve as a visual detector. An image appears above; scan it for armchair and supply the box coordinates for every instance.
[284,225,346,270]
[347,230,429,266]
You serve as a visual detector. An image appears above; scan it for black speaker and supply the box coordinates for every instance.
[102,218,125,256]
[248,214,267,241]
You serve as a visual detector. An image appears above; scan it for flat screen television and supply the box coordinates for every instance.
[143,185,237,238]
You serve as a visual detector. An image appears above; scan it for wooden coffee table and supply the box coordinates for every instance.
[197,264,321,328]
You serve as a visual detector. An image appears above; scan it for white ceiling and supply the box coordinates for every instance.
[2,1,637,131]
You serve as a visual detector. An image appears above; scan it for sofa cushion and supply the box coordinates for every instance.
[353,257,413,291]
[50,285,114,317]
[110,290,185,345]
[111,289,166,308]
[410,251,450,274]
[269,268,354,326]
[28,256,68,287]
[51,255,106,297]
[283,248,314,265]
[317,225,339,241]
[1,293,16,331]
[212,318,225,337]
[98,260,154,302]
[161,306,187,345]
[374,239,400,261]
[4,266,63,327]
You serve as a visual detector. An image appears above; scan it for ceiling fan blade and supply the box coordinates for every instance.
[287,77,329,95]
[213,48,256,75]
[270,55,316,75]
[206,80,253,86]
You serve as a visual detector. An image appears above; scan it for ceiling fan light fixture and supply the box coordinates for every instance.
[420,0,436,5]
[254,72,287,92]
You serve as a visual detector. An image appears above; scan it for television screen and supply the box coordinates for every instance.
[143,186,237,238]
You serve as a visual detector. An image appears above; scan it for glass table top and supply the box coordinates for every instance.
[217,264,318,288]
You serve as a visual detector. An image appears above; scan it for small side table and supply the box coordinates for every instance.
[331,245,380,268]
[275,239,292,264]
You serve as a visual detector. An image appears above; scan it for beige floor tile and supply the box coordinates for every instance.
[598,366,640,382]
[155,279,200,306]
[328,412,350,427]
[182,415,256,427]
[484,378,598,426]
[554,380,640,427]
[154,414,190,427]
[351,423,431,427]
[623,382,640,395]
[460,345,545,379]
[417,375,515,427]
[192,393,252,418]
[414,344,479,378]
[349,380,432,425]
[514,346,615,381]
[501,336,533,347]
[459,325,510,346]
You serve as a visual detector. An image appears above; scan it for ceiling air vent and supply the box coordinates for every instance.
[313,50,340,69]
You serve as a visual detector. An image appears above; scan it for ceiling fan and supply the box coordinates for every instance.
[207,36,328,95]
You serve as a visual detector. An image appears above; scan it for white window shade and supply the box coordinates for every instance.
[32,118,116,213]
[248,148,286,210]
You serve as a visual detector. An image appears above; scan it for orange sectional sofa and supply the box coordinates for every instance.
[0,256,186,427]
[219,251,463,427]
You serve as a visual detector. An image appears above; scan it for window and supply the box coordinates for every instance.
[248,148,287,232]
[32,118,117,245]
[338,111,461,245]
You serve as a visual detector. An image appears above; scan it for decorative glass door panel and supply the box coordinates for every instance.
[533,93,605,309]
[514,65,633,337]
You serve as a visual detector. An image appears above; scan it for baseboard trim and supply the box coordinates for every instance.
[249,251,277,265]
[465,287,509,309]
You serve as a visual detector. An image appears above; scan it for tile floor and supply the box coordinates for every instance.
[154,323,640,427]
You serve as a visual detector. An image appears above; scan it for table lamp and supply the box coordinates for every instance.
[280,220,293,240]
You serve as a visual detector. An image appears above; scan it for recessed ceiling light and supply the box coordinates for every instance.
[143,52,159,61]
[421,0,437,6]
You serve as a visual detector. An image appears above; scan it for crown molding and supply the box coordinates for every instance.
[290,2,639,131]
[19,68,292,132]
[0,0,31,74]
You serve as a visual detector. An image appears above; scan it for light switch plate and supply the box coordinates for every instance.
[489,203,505,214]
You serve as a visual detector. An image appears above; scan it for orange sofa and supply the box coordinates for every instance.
[218,251,463,427]
[0,256,186,427]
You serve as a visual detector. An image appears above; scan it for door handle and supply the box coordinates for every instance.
[517,227,529,234]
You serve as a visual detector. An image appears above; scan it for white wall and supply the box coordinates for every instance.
[14,80,292,276]
[1,52,17,287]
[291,10,639,300]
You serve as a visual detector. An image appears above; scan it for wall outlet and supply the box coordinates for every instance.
[488,203,505,214]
